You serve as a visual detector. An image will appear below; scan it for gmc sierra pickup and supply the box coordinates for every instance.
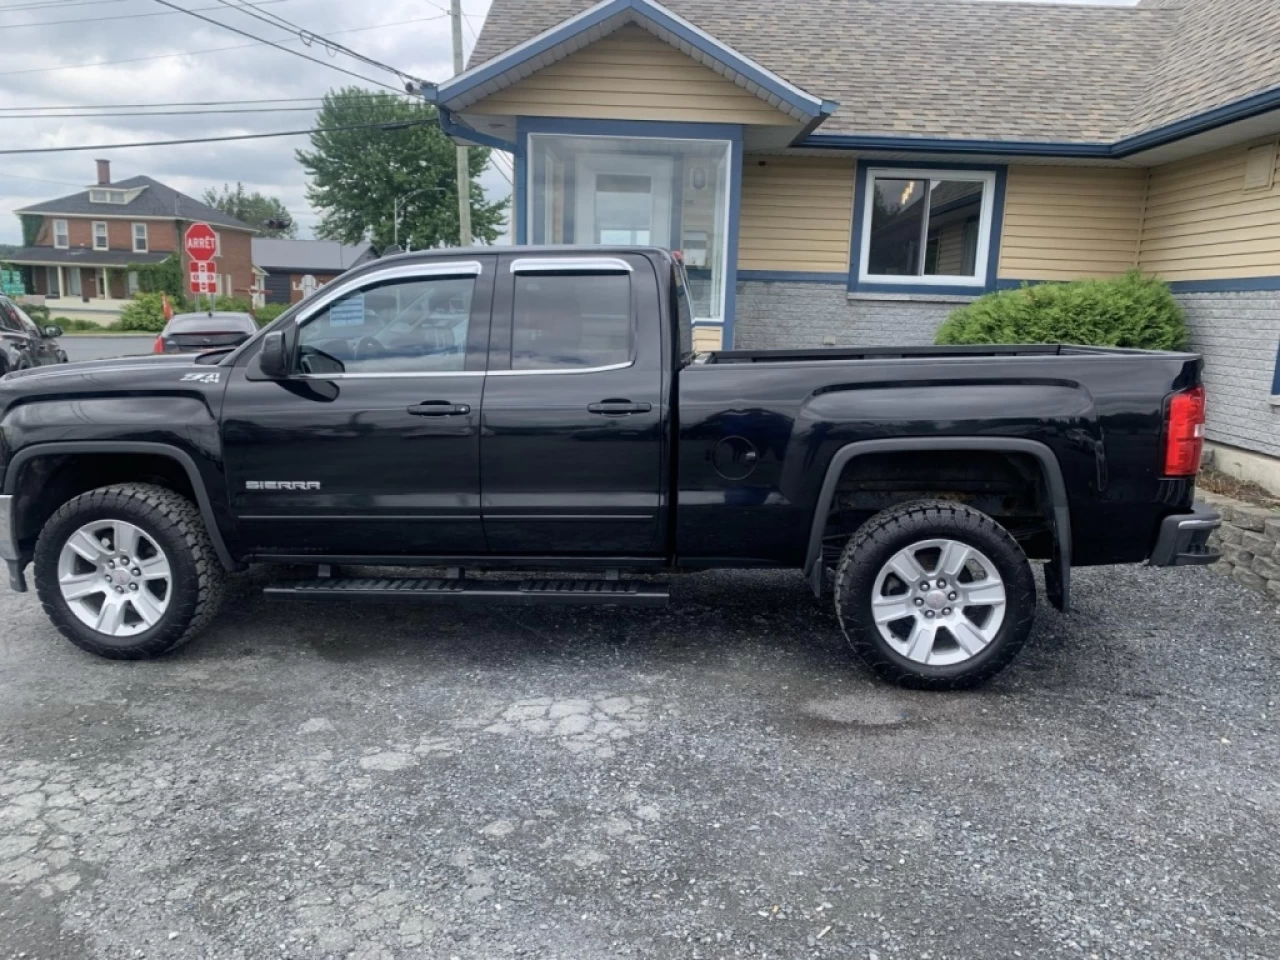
[0,247,1220,688]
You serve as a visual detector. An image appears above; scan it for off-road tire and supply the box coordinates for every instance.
[34,483,225,659]
[833,499,1036,690]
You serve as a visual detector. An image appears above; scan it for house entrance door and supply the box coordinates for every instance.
[575,155,673,247]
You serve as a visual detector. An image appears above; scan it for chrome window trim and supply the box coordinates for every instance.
[295,370,486,380]
[292,260,485,328]
[510,257,633,274]
[489,361,634,377]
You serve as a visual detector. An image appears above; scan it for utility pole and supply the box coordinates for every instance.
[451,0,473,247]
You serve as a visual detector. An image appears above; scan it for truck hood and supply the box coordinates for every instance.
[2,353,199,385]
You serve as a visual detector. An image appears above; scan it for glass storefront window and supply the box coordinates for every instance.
[528,133,731,322]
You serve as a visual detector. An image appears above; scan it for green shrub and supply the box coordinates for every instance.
[117,293,169,332]
[18,303,50,323]
[213,295,253,313]
[53,317,116,332]
[253,303,288,325]
[935,272,1188,351]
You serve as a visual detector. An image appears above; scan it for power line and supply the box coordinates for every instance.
[0,119,431,155]
[215,0,429,87]
[0,0,131,10]
[149,0,407,93]
[0,97,326,111]
[4,0,290,28]
[0,14,446,78]
[0,106,326,119]
[0,171,92,188]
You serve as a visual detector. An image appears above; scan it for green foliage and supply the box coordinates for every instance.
[202,183,296,237]
[297,87,508,249]
[19,214,41,247]
[53,317,116,332]
[128,257,186,299]
[18,303,49,323]
[117,293,170,332]
[935,272,1188,351]
[253,303,288,325]
[212,295,254,313]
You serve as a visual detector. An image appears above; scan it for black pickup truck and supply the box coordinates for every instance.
[0,247,1220,688]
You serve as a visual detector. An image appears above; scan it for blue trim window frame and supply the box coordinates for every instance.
[1271,339,1280,403]
[514,116,743,345]
[847,160,1007,297]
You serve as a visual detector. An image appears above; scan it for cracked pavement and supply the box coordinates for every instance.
[1,563,1278,959]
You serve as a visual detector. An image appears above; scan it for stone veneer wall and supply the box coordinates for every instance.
[733,281,958,349]
[1201,491,1280,602]
[1175,291,1280,459]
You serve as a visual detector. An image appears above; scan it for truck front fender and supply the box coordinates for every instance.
[3,441,239,579]
[803,437,1072,612]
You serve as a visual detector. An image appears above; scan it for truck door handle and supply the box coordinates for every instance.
[588,399,652,416]
[407,401,471,417]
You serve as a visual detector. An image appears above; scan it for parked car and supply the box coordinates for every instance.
[153,312,257,355]
[0,248,1220,688]
[0,296,66,372]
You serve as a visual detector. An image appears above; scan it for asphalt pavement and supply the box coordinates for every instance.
[58,336,156,363]
[1,563,1277,959]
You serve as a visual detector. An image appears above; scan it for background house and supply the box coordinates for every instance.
[252,238,374,305]
[431,0,1280,487]
[5,160,256,322]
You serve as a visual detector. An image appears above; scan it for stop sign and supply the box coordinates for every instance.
[184,222,218,263]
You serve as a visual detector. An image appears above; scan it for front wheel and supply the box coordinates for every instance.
[33,483,225,659]
[834,500,1036,690]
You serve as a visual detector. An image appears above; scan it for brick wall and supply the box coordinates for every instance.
[733,281,959,350]
[205,229,256,301]
[34,216,179,253]
[1176,291,1280,459]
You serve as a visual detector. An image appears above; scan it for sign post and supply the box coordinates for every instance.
[184,222,218,312]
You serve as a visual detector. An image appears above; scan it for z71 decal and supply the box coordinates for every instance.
[180,372,221,383]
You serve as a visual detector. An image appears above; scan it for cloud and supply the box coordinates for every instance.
[0,0,498,243]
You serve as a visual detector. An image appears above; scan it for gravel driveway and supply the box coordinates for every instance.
[1,564,1277,959]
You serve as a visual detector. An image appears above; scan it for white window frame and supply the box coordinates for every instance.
[132,222,148,253]
[92,221,108,250]
[89,189,126,204]
[525,132,733,325]
[53,219,69,249]
[857,167,997,288]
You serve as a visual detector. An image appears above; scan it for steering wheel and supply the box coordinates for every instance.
[354,336,386,363]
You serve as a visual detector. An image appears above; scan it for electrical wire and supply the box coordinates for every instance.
[0,119,431,155]
[149,0,408,93]
[215,0,430,87]
[0,14,446,79]
[4,0,289,28]
[1,97,326,111]
[0,171,93,188]
[0,106,326,119]
[0,0,131,10]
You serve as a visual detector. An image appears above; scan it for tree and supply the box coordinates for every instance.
[201,183,296,238]
[296,87,507,249]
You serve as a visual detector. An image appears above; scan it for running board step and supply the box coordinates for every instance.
[263,576,669,607]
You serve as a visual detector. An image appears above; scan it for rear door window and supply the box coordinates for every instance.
[0,300,23,333]
[511,273,632,371]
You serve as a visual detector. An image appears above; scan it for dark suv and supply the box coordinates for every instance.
[0,296,66,372]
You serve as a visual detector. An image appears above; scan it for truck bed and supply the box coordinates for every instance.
[702,344,1185,364]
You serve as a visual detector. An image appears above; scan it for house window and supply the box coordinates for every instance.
[93,221,108,250]
[527,133,732,323]
[132,223,148,253]
[126,271,139,296]
[53,219,69,249]
[858,168,997,287]
[45,266,60,298]
[89,189,127,204]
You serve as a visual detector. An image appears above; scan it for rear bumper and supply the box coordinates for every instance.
[1148,504,1221,567]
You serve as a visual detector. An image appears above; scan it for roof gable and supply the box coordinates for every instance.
[431,0,834,124]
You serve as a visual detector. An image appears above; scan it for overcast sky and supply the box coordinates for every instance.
[0,0,1137,246]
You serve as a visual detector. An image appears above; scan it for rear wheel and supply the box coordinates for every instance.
[34,484,224,659]
[834,500,1036,690]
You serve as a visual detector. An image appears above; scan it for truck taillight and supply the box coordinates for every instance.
[1164,384,1206,477]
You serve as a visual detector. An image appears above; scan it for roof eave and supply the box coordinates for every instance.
[432,0,832,124]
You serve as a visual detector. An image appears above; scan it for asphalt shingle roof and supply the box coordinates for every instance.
[467,0,1279,145]
[1,247,170,267]
[17,176,254,231]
